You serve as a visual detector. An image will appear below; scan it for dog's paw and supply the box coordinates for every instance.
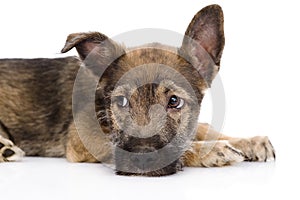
[200,141,245,167]
[0,136,25,162]
[184,141,244,167]
[229,136,275,162]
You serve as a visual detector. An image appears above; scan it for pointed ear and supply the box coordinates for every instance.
[180,4,225,86]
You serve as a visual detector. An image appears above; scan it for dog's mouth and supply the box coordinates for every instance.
[114,143,184,177]
[116,159,183,177]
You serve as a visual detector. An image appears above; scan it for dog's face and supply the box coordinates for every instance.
[62,5,225,176]
[103,48,204,176]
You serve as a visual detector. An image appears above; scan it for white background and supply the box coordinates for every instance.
[0,0,300,199]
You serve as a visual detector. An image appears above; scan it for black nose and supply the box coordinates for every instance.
[130,153,157,169]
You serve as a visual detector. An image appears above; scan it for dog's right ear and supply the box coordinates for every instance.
[61,32,124,68]
[61,32,107,60]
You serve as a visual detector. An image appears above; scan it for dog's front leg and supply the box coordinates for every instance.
[194,123,276,163]
[66,121,113,163]
[66,122,99,163]
[183,140,244,167]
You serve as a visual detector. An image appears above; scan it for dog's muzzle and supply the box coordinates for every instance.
[115,143,184,176]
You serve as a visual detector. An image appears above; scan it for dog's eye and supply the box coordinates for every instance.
[116,96,128,107]
[168,95,184,109]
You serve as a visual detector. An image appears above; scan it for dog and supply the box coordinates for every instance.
[0,4,275,176]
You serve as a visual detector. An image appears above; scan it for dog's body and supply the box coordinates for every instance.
[0,57,79,157]
[0,5,274,176]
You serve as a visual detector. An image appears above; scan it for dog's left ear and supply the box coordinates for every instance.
[180,4,225,86]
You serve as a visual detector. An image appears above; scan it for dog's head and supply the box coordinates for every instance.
[62,5,224,176]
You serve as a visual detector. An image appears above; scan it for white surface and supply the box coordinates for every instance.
[0,156,294,200]
[1,0,300,199]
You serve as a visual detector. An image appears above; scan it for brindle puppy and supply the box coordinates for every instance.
[0,5,275,176]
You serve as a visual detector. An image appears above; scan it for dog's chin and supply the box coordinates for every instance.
[115,159,183,177]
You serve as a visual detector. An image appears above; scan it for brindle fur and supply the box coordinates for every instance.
[0,5,275,176]
[0,57,80,156]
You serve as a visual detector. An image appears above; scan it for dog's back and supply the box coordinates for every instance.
[0,57,80,156]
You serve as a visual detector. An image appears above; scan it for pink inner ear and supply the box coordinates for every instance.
[192,41,214,73]
[76,41,100,60]
[193,24,218,60]
[83,41,100,54]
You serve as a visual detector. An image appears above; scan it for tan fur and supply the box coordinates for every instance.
[66,122,99,163]
[183,140,244,167]
[183,123,275,167]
